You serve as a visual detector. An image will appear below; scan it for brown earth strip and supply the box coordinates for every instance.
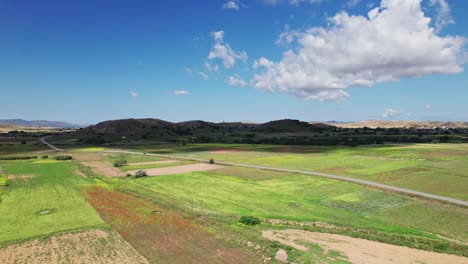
[7,174,35,180]
[85,187,258,264]
[262,229,468,264]
[126,163,223,176]
[0,229,148,264]
[73,152,124,177]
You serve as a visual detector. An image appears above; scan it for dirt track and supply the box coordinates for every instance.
[263,229,468,264]
[126,163,222,176]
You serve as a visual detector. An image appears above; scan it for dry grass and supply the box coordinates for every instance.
[85,187,258,264]
[0,229,148,264]
[263,229,468,264]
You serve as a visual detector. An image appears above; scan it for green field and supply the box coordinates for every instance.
[107,153,166,163]
[123,167,467,243]
[1,140,467,262]
[0,160,106,244]
[136,143,468,200]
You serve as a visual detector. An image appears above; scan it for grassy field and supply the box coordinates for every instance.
[1,139,467,262]
[123,167,468,243]
[134,143,468,200]
[107,153,166,163]
[0,160,106,244]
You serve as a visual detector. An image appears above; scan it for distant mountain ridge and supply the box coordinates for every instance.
[0,119,85,128]
[327,120,468,129]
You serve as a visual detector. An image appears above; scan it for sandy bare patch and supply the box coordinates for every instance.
[73,152,124,177]
[275,249,288,263]
[0,229,148,264]
[127,163,223,176]
[263,229,468,264]
[7,174,35,180]
[207,149,247,154]
[127,160,178,166]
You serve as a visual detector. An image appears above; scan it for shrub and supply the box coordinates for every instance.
[134,170,147,178]
[239,216,261,226]
[41,155,48,159]
[0,156,37,160]
[54,155,73,160]
[113,158,128,167]
[209,158,215,164]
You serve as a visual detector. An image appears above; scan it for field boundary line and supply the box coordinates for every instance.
[104,150,468,207]
[38,137,468,207]
[40,136,64,151]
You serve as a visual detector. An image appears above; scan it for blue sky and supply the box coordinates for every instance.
[0,0,467,124]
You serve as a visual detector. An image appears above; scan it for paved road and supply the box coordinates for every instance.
[40,136,64,152]
[40,137,468,207]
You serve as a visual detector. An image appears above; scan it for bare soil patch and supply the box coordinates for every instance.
[73,152,124,177]
[263,229,468,264]
[0,229,148,264]
[127,160,178,166]
[7,174,35,180]
[207,149,248,154]
[85,187,257,264]
[127,163,222,176]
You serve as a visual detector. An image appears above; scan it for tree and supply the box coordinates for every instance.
[134,170,147,178]
[113,158,128,167]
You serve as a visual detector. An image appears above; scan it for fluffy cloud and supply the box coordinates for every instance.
[227,74,247,86]
[130,91,138,97]
[198,72,209,80]
[223,1,239,10]
[252,0,466,101]
[204,62,219,72]
[429,0,454,33]
[346,0,361,8]
[263,0,324,5]
[208,31,248,69]
[174,90,189,95]
[382,108,403,118]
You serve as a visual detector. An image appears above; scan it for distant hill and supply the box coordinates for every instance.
[0,119,85,128]
[253,119,331,133]
[328,120,468,129]
[57,117,468,145]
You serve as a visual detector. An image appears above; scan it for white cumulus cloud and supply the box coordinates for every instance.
[382,108,403,118]
[223,1,240,10]
[130,91,138,97]
[198,72,209,80]
[174,90,189,95]
[252,0,466,101]
[208,30,248,69]
[429,0,454,33]
[227,74,247,86]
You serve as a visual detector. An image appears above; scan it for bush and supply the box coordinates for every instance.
[209,158,215,164]
[239,216,261,226]
[113,158,128,167]
[134,170,147,178]
[54,155,73,160]
[41,155,48,159]
[0,156,37,160]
